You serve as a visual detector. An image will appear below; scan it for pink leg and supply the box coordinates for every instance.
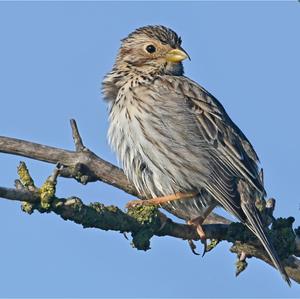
[126,192,198,208]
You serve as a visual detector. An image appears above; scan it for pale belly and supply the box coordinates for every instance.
[108,92,217,221]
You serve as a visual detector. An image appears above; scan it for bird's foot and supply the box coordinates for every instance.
[188,240,200,255]
[157,211,169,231]
[126,192,198,209]
[188,216,207,257]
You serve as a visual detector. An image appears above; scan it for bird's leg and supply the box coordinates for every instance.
[188,216,207,257]
[157,210,169,231]
[187,204,216,256]
[126,192,198,208]
[188,239,200,256]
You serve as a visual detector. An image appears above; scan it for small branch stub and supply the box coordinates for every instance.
[17,162,37,213]
[17,162,36,191]
[236,251,248,277]
[39,164,62,210]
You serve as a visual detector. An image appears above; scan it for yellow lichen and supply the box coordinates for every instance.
[206,239,220,252]
[236,259,248,276]
[127,205,159,225]
[17,162,35,188]
[39,179,56,210]
[21,202,34,214]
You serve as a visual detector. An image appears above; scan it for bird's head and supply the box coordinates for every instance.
[115,25,190,76]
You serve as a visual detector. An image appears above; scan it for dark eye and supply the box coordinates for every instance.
[146,45,156,53]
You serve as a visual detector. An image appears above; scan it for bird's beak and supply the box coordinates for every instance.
[165,48,190,63]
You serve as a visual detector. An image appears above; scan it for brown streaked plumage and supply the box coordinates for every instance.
[102,25,290,284]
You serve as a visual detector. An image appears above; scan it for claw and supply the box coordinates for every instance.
[195,223,207,257]
[201,239,208,257]
[123,232,129,240]
[187,217,208,257]
[188,240,200,255]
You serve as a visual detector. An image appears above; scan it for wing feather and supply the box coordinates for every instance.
[146,75,289,283]
[179,77,265,195]
[148,75,265,211]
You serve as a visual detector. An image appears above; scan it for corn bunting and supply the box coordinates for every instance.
[102,25,290,284]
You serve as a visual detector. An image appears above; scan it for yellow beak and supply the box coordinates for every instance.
[165,48,189,63]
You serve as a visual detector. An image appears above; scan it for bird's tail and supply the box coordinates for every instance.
[242,202,291,286]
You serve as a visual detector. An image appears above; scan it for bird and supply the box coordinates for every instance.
[102,25,290,284]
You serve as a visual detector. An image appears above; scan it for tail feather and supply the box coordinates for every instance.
[242,202,291,286]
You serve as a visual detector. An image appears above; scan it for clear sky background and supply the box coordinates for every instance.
[0,1,299,297]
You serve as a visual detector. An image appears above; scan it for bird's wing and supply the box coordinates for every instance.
[150,75,265,220]
[146,76,291,284]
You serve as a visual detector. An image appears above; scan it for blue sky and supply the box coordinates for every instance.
[0,1,299,297]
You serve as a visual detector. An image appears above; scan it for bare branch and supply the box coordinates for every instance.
[0,134,136,194]
[0,186,39,203]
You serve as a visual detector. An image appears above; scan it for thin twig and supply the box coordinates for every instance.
[70,119,85,152]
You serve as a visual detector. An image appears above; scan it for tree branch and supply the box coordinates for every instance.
[0,119,299,284]
[0,184,299,283]
[0,119,226,224]
[0,134,136,194]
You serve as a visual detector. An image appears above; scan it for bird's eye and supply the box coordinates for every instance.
[145,45,156,53]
